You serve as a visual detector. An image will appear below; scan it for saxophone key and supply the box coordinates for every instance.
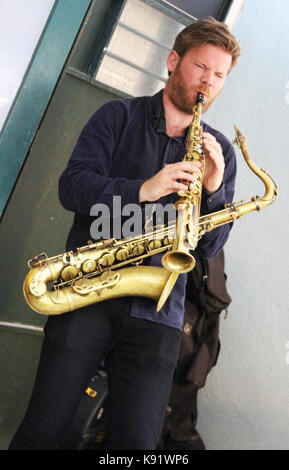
[82,259,97,273]
[148,239,162,251]
[163,235,174,245]
[115,248,130,261]
[99,252,115,266]
[61,265,78,281]
[132,243,145,256]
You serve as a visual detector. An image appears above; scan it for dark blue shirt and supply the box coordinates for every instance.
[59,90,236,330]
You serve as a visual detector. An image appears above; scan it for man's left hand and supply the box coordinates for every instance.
[202,132,225,193]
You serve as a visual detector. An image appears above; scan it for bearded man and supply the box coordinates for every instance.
[9,18,240,450]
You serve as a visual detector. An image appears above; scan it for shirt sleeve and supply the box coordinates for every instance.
[58,101,145,216]
[196,135,237,258]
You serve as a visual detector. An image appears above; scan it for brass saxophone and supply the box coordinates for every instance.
[162,92,205,274]
[23,127,277,316]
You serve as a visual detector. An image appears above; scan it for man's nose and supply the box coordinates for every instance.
[202,69,214,87]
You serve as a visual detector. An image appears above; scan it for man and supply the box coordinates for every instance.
[9,18,240,450]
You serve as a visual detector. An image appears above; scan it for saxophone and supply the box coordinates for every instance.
[23,127,277,316]
[162,92,205,274]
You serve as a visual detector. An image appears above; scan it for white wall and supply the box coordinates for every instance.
[198,0,289,450]
[0,0,55,131]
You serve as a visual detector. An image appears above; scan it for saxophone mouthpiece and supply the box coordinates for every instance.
[233,125,246,148]
[196,92,205,104]
[232,125,249,161]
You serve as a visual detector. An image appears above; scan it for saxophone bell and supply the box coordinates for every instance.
[161,201,196,273]
[161,249,195,274]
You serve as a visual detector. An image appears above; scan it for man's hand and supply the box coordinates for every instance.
[139,160,201,202]
[202,132,225,193]
[139,132,225,203]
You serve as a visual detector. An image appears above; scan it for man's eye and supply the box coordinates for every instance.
[195,63,205,69]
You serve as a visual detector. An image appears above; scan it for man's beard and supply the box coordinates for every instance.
[165,65,215,114]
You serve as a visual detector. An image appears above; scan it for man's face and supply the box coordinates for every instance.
[165,43,233,114]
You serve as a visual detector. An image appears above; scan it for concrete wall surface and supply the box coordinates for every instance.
[197,0,289,450]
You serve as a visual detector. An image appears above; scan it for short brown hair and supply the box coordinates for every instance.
[173,17,240,71]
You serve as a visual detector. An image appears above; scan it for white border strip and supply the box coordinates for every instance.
[225,0,246,30]
[0,320,43,333]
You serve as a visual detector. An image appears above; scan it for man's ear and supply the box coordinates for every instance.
[166,50,180,74]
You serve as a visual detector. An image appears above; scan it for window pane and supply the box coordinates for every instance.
[95,0,184,96]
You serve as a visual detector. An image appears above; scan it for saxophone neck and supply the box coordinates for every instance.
[233,126,278,205]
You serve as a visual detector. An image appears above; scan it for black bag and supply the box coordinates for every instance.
[175,250,232,387]
[186,249,232,315]
[60,369,108,450]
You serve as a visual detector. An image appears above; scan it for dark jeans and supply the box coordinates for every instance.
[8,299,181,450]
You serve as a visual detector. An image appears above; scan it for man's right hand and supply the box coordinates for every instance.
[139,160,201,202]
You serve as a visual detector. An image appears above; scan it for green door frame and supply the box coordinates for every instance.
[0,0,92,219]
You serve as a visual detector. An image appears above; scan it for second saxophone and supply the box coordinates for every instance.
[162,92,206,273]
